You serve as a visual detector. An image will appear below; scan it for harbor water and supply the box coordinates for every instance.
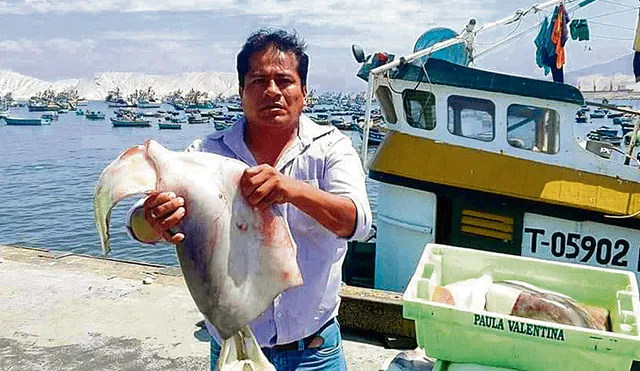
[0,102,379,266]
[1,99,636,267]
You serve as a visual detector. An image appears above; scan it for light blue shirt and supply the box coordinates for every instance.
[127,114,371,347]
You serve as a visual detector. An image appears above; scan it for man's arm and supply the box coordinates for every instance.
[240,135,372,239]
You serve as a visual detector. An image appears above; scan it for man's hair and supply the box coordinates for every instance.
[236,28,309,88]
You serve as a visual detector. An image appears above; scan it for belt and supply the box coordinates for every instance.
[268,318,336,351]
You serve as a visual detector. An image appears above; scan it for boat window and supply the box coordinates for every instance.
[447,95,495,142]
[403,90,436,130]
[507,104,560,154]
[376,86,397,124]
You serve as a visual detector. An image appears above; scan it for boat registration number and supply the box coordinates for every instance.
[522,213,640,280]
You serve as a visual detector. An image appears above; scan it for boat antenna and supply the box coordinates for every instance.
[358,0,599,167]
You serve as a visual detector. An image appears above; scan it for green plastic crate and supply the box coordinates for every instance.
[403,243,640,371]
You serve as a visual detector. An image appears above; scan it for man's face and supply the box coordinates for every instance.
[240,45,307,131]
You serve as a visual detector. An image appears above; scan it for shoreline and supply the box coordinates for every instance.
[0,244,404,370]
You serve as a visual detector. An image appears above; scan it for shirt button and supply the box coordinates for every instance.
[276,312,283,318]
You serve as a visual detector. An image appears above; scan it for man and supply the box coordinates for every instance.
[125,29,371,370]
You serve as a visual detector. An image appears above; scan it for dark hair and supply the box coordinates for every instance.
[236,28,309,88]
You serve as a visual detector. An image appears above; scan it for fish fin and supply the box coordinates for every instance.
[94,143,157,256]
[218,327,275,371]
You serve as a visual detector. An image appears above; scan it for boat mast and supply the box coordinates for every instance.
[360,0,599,167]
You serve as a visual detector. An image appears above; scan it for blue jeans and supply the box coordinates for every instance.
[210,319,347,371]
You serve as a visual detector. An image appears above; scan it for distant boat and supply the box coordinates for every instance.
[214,121,231,131]
[42,112,59,121]
[310,113,330,125]
[58,109,69,114]
[590,109,606,119]
[76,109,84,116]
[85,111,106,120]
[187,114,209,124]
[28,102,61,112]
[159,121,182,130]
[5,117,51,126]
[75,100,89,106]
[111,117,151,127]
[137,99,162,109]
[108,98,136,108]
[226,104,243,112]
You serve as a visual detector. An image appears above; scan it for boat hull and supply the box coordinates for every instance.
[4,117,50,126]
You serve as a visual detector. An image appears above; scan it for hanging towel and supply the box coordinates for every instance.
[570,19,590,41]
[551,3,570,69]
[535,17,552,75]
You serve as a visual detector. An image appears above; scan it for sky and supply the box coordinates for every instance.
[0,0,638,92]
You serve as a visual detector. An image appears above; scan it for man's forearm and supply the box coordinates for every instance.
[287,180,357,238]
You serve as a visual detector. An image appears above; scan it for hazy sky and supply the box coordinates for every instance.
[0,0,637,92]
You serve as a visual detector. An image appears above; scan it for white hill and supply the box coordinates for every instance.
[0,70,239,100]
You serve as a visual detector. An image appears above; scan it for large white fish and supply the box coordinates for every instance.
[93,139,303,370]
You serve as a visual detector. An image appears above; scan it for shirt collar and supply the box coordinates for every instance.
[208,113,335,169]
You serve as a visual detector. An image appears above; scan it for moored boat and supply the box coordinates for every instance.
[110,117,151,127]
[85,111,106,120]
[349,4,640,299]
[158,122,182,130]
[4,117,51,126]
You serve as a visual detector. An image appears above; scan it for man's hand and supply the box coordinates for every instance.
[240,164,297,210]
[143,191,186,244]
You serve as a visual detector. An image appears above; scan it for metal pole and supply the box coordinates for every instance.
[361,73,377,167]
[584,100,640,116]
[367,0,565,76]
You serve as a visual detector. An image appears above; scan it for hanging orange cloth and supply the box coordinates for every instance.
[551,3,569,69]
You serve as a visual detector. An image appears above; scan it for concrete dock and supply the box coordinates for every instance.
[0,244,404,370]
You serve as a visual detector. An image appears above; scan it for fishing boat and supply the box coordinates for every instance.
[214,121,231,131]
[4,117,51,126]
[354,119,387,145]
[42,112,59,121]
[349,0,640,303]
[226,103,243,112]
[187,114,209,124]
[310,113,330,125]
[110,117,151,127]
[85,111,106,120]
[158,121,182,130]
[76,109,84,116]
[590,109,606,119]
[575,110,588,123]
[137,99,161,109]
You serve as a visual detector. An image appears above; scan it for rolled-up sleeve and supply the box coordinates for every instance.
[322,134,372,241]
[126,138,204,243]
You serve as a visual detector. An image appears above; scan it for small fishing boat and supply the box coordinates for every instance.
[158,121,182,130]
[214,121,231,131]
[5,117,51,126]
[575,110,588,123]
[226,103,243,112]
[595,126,618,137]
[590,109,606,119]
[137,99,161,109]
[311,113,330,125]
[85,111,106,120]
[42,112,59,121]
[111,117,151,127]
[76,109,84,116]
[187,114,209,124]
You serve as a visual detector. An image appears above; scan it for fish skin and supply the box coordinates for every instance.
[496,281,609,331]
[93,139,303,340]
